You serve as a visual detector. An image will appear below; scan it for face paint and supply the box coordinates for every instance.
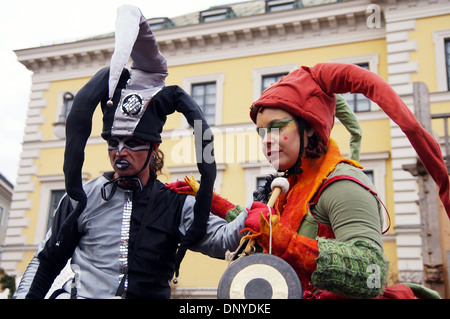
[257,118,294,139]
[108,137,151,154]
[115,159,130,169]
[256,109,301,172]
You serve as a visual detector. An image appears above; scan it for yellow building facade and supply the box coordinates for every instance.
[2,0,450,298]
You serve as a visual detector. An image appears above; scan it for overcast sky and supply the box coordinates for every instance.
[0,0,243,184]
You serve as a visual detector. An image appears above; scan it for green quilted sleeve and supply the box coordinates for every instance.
[312,237,389,298]
[225,205,245,222]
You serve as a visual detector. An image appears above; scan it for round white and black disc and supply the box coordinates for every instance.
[217,253,302,299]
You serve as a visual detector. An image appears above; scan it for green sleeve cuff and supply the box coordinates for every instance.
[312,238,389,298]
[225,205,245,222]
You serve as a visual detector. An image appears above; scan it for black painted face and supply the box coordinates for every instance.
[107,136,151,154]
[107,136,153,175]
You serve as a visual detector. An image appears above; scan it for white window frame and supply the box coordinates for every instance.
[433,29,450,92]
[252,64,298,101]
[359,152,389,232]
[35,174,88,243]
[53,90,76,139]
[182,73,225,127]
[358,154,387,204]
[0,206,4,226]
[240,161,277,207]
[35,175,66,243]
[0,205,5,242]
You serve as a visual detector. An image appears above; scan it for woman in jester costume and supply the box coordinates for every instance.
[168,63,450,299]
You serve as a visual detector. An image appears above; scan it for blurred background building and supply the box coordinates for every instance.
[1,0,450,298]
[0,173,13,259]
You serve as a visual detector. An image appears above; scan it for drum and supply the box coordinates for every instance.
[217,253,302,299]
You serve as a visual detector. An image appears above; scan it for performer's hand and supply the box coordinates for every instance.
[245,201,276,233]
[165,174,199,196]
[243,203,319,280]
[166,175,237,220]
[165,179,192,194]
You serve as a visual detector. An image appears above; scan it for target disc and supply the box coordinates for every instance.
[217,253,302,299]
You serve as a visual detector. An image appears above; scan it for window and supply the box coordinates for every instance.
[341,63,371,112]
[256,177,267,189]
[148,17,174,30]
[252,64,298,101]
[445,38,450,91]
[329,54,379,113]
[55,92,74,124]
[358,156,387,204]
[47,190,65,232]
[359,154,389,231]
[261,73,287,92]
[241,162,277,206]
[36,175,80,242]
[433,30,450,92]
[182,73,225,127]
[200,7,235,23]
[363,170,374,184]
[54,92,75,139]
[0,206,6,244]
[62,92,74,121]
[192,82,217,126]
[265,0,299,12]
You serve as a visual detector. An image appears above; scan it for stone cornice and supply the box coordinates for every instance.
[375,0,450,21]
[15,37,114,79]
[16,0,384,77]
[160,0,385,66]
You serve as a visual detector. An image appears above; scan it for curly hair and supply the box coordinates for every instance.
[304,121,328,159]
[304,132,328,158]
[150,149,164,175]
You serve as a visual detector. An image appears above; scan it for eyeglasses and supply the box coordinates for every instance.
[256,118,294,139]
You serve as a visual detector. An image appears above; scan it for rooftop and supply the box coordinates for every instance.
[0,172,13,195]
[86,0,347,41]
[167,0,345,27]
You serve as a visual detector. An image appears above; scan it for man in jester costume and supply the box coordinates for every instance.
[15,5,246,299]
[168,63,450,299]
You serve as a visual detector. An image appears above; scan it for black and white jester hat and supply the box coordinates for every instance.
[61,5,217,278]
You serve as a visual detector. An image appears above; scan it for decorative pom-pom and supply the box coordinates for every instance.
[270,177,289,195]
